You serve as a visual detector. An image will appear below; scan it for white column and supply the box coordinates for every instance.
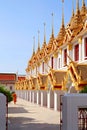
[54,57,57,69]
[24,90,26,100]
[32,91,34,103]
[29,91,32,102]
[26,91,28,101]
[67,46,70,66]
[82,38,85,61]
[47,91,50,108]
[37,91,39,105]
[20,90,22,98]
[28,90,30,101]
[54,91,57,111]
[79,42,82,62]
[41,91,43,107]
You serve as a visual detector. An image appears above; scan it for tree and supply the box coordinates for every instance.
[0,84,13,102]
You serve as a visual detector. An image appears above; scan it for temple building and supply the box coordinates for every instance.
[15,0,87,111]
[0,73,17,92]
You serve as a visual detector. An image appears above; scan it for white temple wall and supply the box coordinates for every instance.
[54,90,64,111]
[62,94,87,130]
[0,94,6,130]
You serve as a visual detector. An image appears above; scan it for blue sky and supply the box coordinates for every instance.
[0,0,86,75]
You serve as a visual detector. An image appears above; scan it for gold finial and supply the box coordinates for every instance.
[82,0,85,7]
[51,13,54,37]
[72,0,74,17]
[33,36,35,55]
[38,30,40,51]
[43,22,46,44]
[76,0,79,14]
[62,0,64,27]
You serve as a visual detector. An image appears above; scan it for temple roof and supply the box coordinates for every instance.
[76,64,87,82]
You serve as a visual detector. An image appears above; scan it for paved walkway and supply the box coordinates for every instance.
[8,98,60,130]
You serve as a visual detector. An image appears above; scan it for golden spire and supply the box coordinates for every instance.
[43,22,46,44]
[62,0,64,27]
[72,0,74,17]
[33,36,35,55]
[56,0,65,44]
[82,0,85,7]
[51,13,54,38]
[38,30,40,51]
[76,0,80,15]
[80,0,86,18]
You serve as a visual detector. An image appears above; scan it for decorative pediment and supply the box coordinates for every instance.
[64,61,87,91]
[48,69,67,90]
[32,76,38,90]
[37,73,48,90]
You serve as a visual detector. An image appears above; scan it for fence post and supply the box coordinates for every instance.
[6,96,8,130]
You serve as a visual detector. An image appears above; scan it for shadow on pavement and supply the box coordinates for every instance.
[8,107,28,113]
[8,116,60,130]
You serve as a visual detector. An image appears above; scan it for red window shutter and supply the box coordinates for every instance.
[42,62,44,73]
[51,57,54,69]
[64,49,67,65]
[75,44,79,61]
[85,38,87,57]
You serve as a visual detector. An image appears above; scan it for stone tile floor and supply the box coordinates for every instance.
[8,98,60,130]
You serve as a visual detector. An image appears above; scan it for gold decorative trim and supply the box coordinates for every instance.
[78,37,82,44]
[67,44,72,50]
[59,48,62,54]
[53,52,58,58]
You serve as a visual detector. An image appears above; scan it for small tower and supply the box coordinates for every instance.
[43,22,46,45]
[76,0,80,15]
[80,0,87,18]
[56,0,65,44]
[38,30,40,51]
[72,0,74,17]
[33,36,35,56]
[51,13,54,38]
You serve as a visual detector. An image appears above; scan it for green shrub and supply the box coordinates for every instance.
[79,86,87,93]
[0,84,13,102]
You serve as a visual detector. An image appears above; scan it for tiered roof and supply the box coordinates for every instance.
[26,0,87,72]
